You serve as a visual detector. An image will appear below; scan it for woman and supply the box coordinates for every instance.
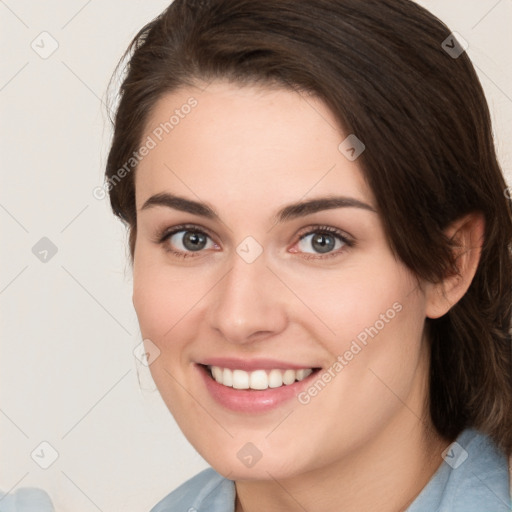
[104,0,512,510]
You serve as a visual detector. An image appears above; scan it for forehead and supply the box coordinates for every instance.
[134,81,374,214]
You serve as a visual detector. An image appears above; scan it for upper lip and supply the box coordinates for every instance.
[198,357,320,371]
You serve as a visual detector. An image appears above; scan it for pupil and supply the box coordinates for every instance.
[183,232,207,251]
[312,234,334,253]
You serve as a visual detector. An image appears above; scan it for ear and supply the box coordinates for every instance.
[425,212,485,319]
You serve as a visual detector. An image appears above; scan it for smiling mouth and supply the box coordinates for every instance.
[203,365,321,390]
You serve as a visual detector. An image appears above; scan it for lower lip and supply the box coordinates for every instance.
[197,365,319,413]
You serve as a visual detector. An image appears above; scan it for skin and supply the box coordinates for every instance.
[131,81,484,512]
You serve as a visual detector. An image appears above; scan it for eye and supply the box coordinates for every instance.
[155,223,353,260]
[157,224,217,258]
[293,226,353,259]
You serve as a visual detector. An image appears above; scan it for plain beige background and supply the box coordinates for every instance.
[1,1,511,510]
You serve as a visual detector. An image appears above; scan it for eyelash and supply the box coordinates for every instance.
[154,223,355,260]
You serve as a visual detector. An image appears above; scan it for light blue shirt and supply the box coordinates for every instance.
[150,428,512,512]
[0,487,54,512]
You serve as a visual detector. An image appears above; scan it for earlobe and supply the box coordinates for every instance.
[425,212,485,319]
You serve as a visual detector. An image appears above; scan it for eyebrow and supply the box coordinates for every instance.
[140,192,376,223]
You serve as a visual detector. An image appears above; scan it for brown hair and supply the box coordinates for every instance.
[105,0,512,455]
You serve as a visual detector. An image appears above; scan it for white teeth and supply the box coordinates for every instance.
[208,366,314,390]
[296,369,313,381]
[282,369,296,385]
[268,369,283,388]
[249,370,268,390]
[222,368,233,387]
[232,369,249,389]
[211,366,223,382]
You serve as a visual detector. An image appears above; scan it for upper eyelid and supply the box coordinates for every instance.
[297,225,352,240]
[158,223,216,243]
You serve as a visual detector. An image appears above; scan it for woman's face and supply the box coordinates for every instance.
[132,81,432,479]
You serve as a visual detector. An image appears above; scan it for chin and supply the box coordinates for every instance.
[197,441,313,482]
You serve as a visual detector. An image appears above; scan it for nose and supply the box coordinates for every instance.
[206,250,288,345]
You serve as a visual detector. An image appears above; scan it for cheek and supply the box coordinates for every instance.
[132,246,170,327]
[288,258,419,350]
[320,282,426,418]
[132,254,213,352]
[132,275,171,342]
[132,256,186,351]
[132,261,204,413]
[291,260,427,409]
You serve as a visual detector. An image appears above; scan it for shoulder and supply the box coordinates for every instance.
[0,488,54,511]
[408,428,511,512]
[441,428,511,511]
[150,467,236,512]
